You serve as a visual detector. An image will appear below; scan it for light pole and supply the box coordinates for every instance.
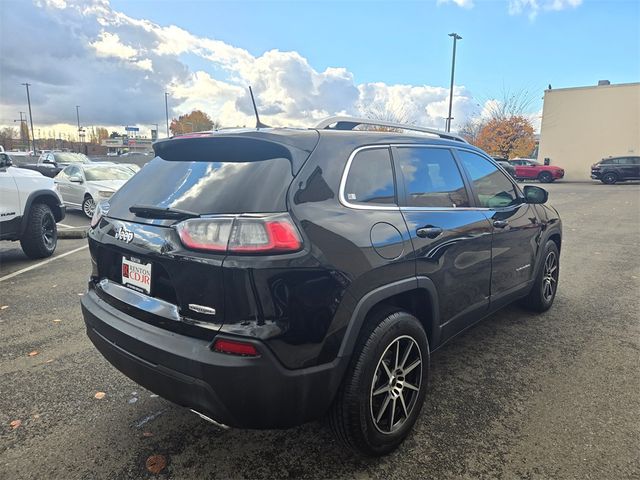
[22,83,36,153]
[164,92,170,137]
[446,33,462,133]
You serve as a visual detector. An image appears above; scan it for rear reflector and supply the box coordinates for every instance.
[176,213,302,254]
[213,339,259,356]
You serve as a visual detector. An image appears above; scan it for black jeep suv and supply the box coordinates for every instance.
[81,116,562,456]
[591,156,640,184]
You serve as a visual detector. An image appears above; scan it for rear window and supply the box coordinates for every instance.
[109,156,293,215]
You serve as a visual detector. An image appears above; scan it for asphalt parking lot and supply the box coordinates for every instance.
[1,182,638,479]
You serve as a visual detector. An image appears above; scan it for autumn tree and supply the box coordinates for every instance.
[475,116,536,159]
[170,110,219,135]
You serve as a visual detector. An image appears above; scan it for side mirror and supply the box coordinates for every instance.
[523,185,548,204]
[69,175,83,183]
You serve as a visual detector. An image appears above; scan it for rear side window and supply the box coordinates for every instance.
[458,150,519,208]
[344,148,396,205]
[395,147,470,208]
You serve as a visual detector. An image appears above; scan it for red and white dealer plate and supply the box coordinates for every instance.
[121,257,152,295]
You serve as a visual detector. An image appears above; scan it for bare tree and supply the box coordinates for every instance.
[359,104,416,132]
[458,118,486,145]
[482,87,536,121]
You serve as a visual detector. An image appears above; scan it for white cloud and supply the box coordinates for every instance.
[437,0,474,8]
[0,0,489,135]
[508,0,582,20]
[90,31,137,59]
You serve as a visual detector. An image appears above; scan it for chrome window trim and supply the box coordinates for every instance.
[339,143,503,212]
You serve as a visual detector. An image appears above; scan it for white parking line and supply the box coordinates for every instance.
[0,245,89,283]
[58,223,79,229]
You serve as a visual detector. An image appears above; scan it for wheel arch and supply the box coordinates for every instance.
[337,277,440,359]
[20,190,65,234]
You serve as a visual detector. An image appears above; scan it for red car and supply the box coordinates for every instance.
[509,159,565,183]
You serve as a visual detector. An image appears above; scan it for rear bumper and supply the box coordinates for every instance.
[591,170,602,179]
[81,285,347,429]
[554,170,565,179]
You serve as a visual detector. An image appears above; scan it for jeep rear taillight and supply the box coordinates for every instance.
[175,214,302,254]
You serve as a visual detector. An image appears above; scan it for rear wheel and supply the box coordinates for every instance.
[520,240,559,312]
[538,171,553,183]
[601,172,618,185]
[329,309,429,456]
[82,195,96,218]
[20,203,57,259]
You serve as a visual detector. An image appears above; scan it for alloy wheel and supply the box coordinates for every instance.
[42,214,55,249]
[370,335,422,434]
[542,251,558,301]
[83,197,96,218]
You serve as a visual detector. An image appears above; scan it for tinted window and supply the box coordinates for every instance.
[344,148,396,205]
[458,150,519,208]
[109,156,294,216]
[395,147,469,208]
[600,159,614,165]
[629,157,640,165]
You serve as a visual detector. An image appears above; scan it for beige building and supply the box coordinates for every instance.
[538,81,640,180]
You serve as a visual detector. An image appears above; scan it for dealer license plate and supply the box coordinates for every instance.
[121,256,152,295]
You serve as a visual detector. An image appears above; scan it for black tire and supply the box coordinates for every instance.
[20,203,57,259]
[329,308,429,456]
[520,240,559,312]
[82,195,96,218]
[538,171,553,183]
[601,172,618,185]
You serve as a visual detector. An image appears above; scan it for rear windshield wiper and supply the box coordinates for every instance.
[129,204,200,220]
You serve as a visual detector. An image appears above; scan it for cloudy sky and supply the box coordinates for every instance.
[0,0,638,139]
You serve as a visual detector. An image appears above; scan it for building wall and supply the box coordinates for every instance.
[538,82,640,181]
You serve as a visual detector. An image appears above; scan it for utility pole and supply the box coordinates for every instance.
[22,83,36,153]
[164,92,170,137]
[13,112,29,147]
[446,33,462,133]
[76,105,81,139]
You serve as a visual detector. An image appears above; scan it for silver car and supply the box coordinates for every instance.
[54,163,138,217]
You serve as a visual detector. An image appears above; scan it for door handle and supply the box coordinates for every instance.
[493,220,509,229]
[416,226,443,239]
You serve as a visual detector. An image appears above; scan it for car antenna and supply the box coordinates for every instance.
[248,86,270,129]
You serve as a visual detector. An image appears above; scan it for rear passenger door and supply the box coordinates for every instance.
[618,157,640,179]
[393,146,493,342]
[456,150,543,308]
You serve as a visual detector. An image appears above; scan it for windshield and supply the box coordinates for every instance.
[54,152,90,163]
[84,166,134,181]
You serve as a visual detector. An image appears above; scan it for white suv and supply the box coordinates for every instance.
[0,152,66,258]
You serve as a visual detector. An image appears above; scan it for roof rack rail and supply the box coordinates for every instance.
[315,116,468,143]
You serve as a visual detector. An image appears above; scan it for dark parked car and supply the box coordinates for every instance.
[81,116,562,456]
[591,156,640,184]
[19,151,91,177]
[509,158,564,183]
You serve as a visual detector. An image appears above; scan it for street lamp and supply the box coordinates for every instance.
[446,33,462,133]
